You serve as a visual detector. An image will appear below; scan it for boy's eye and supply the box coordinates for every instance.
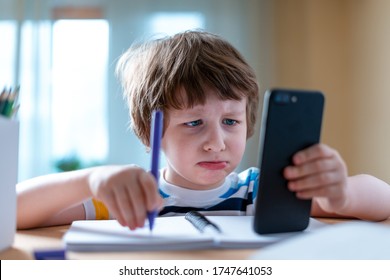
[223,119,238,126]
[184,119,203,127]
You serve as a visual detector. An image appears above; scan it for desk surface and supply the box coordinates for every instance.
[2,218,390,260]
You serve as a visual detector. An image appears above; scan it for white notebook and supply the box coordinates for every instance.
[63,216,325,252]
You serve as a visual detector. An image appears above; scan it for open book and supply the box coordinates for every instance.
[63,216,325,252]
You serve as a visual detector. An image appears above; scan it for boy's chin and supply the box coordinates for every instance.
[193,170,230,188]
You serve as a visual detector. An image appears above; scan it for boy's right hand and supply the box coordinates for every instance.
[88,165,163,230]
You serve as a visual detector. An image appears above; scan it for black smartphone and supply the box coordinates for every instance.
[253,89,325,234]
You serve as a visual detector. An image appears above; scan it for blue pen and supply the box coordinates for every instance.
[147,110,163,232]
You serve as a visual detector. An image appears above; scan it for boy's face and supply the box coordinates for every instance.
[162,87,247,190]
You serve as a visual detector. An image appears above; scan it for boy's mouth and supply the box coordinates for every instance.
[197,161,228,170]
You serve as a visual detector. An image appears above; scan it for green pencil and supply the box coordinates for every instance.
[3,91,15,117]
[0,88,8,116]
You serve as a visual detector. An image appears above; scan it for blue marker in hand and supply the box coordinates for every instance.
[148,110,163,232]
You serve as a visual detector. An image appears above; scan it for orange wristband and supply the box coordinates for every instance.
[92,199,109,220]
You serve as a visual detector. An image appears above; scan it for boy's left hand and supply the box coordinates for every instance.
[283,143,349,214]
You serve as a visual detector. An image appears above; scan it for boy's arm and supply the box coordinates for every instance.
[311,174,390,221]
[16,168,93,229]
[41,204,86,227]
[17,165,163,230]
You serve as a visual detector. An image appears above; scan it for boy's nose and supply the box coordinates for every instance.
[203,127,226,152]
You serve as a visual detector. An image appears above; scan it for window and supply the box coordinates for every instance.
[16,15,109,180]
[51,19,109,165]
[0,21,17,87]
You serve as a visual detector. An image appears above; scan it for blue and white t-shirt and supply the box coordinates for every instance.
[159,167,259,216]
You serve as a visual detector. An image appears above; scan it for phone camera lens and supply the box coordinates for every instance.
[291,96,297,103]
[274,93,290,104]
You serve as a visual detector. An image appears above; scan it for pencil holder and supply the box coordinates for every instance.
[0,116,19,251]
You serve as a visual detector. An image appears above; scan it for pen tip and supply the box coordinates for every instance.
[147,210,157,232]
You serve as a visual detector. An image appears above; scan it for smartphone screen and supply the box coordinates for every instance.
[254,89,325,234]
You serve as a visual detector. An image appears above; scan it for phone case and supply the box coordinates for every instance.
[253,89,325,234]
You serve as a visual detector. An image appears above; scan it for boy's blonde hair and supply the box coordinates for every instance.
[116,30,259,147]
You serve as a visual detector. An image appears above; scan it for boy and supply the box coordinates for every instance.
[17,31,390,230]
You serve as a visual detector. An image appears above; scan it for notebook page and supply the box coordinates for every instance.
[64,217,214,252]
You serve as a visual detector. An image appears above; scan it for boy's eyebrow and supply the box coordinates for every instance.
[170,107,246,118]
[168,110,205,120]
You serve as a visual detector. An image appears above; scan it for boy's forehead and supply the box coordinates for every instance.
[172,85,247,108]
[168,92,247,117]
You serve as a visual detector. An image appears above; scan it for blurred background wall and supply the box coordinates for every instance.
[1,0,390,184]
[273,0,390,183]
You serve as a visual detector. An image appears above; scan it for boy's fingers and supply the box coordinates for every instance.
[295,183,340,199]
[288,170,343,192]
[292,144,334,165]
[139,171,161,212]
[124,182,147,229]
[114,186,140,230]
[284,158,336,179]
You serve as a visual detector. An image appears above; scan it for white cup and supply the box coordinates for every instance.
[0,116,19,251]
